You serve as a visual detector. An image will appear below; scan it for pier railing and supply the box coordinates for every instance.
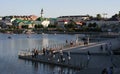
[18,41,85,56]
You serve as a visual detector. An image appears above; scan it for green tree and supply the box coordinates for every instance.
[96,14,102,20]
[35,24,43,28]
[22,25,28,29]
[119,11,120,17]
[48,24,56,28]
[88,23,97,28]
[65,20,76,29]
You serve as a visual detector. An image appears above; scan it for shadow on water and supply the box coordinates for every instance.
[22,59,77,74]
[0,34,79,74]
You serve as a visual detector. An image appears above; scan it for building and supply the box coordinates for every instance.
[57,15,89,27]
[0,16,2,20]
[86,20,120,32]
[57,15,89,22]
[0,20,12,28]
[49,18,57,25]
[3,15,38,21]
[13,19,35,29]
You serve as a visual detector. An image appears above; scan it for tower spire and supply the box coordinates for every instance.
[41,8,43,18]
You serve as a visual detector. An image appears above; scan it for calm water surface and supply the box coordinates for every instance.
[0,33,79,74]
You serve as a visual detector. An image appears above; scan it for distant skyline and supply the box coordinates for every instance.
[0,0,120,18]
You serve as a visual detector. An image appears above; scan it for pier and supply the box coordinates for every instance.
[18,35,120,73]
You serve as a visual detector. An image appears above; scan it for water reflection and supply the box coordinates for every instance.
[42,37,49,48]
[32,62,38,71]
[0,34,78,74]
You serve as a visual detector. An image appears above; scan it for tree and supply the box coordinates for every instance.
[22,25,28,29]
[119,11,120,17]
[65,20,76,29]
[48,24,56,28]
[96,14,102,20]
[88,23,98,29]
[35,24,43,28]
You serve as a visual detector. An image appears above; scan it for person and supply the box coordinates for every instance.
[67,51,71,64]
[100,45,103,51]
[86,51,91,67]
[70,40,73,46]
[109,42,112,50]
[67,51,71,61]
[42,48,46,55]
[107,67,114,74]
[101,68,108,74]
[105,44,108,51]
[66,40,68,44]
[87,51,90,60]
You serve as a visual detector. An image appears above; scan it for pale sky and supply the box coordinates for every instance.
[0,0,120,18]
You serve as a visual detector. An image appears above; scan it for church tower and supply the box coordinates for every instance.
[41,8,43,18]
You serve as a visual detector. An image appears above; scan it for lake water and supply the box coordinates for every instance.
[0,33,79,74]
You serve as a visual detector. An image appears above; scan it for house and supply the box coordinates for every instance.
[41,20,50,27]
[86,20,120,32]
[57,15,90,22]
[0,20,12,28]
[13,19,35,29]
[49,18,57,25]
[57,20,68,28]
[57,15,89,27]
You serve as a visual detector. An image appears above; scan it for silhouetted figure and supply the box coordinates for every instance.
[105,44,108,51]
[66,40,68,44]
[100,45,103,51]
[107,67,114,74]
[43,48,46,55]
[86,51,91,67]
[67,51,71,61]
[102,68,108,74]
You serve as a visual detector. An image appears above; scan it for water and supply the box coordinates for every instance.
[0,33,79,74]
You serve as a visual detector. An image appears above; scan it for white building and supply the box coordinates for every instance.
[41,20,50,27]
[33,20,50,28]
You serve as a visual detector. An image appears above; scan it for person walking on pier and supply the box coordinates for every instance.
[59,48,65,62]
[101,68,108,74]
[67,51,71,64]
[107,66,114,74]
[67,51,71,61]
[105,44,108,51]
[42,48,46,55]
[100,45,103,51]
[87,51,90,60]
[66,40,68,44]
[87,51,91,67]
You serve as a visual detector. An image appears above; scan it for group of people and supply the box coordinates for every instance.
[42,47,71,63]
[57,49,71,63]
[42,47,56,56]
[100,42,112,53]
[32,49,39,58]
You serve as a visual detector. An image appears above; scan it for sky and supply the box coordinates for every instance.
[0,0,120,18]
